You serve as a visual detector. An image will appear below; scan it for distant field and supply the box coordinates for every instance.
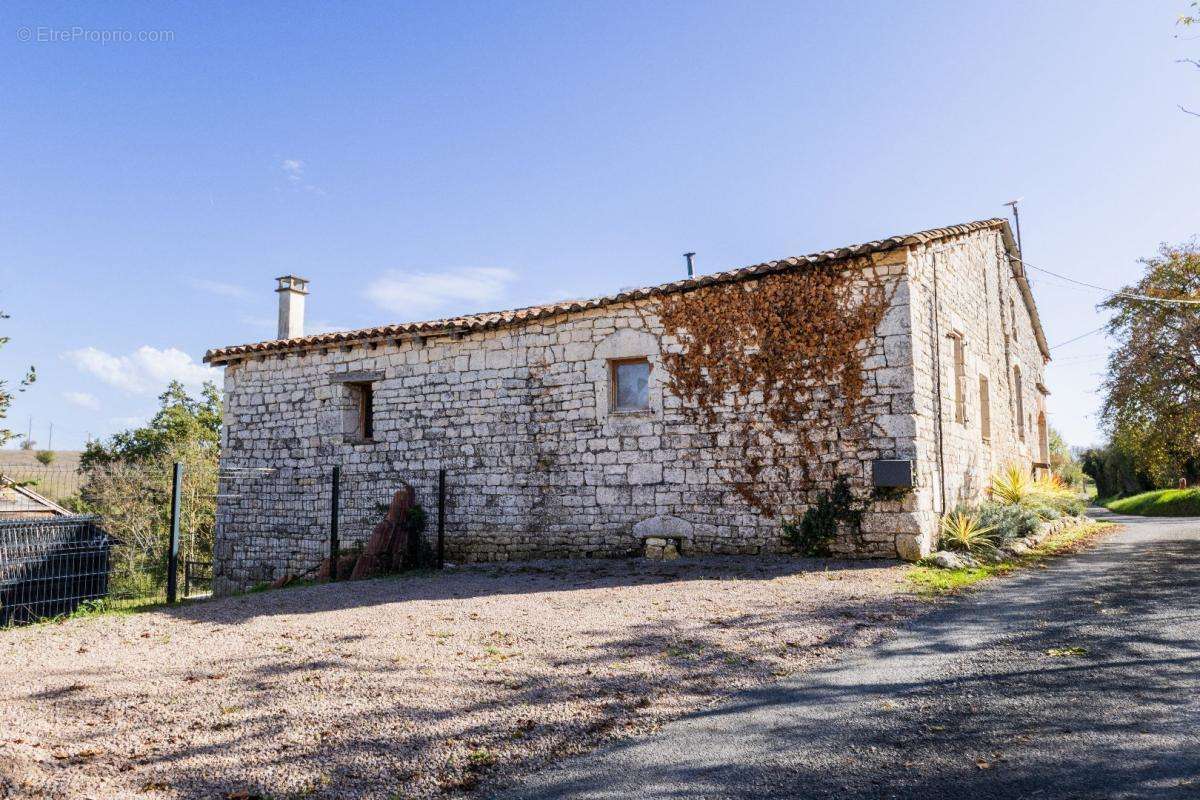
[0,450,84,503]
[1105,488,1200,517]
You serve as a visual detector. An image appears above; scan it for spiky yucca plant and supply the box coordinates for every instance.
[990,464,1037,505]
[939,511,997,554]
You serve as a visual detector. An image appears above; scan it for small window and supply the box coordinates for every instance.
[979,376,991,442]
[610,358,650,412]
[949,334,967,424]
[1038,412,1049,464]
[349,382,374,440]
[1014,367,1025,442]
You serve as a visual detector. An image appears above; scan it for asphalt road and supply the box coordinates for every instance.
[498,512,1200,799]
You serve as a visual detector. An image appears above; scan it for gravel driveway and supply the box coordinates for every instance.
[1,556,918,799]
[503,513,1199,800]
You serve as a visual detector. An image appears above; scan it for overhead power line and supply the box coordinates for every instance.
[1013,257,1200,306]
[1049,325,1108,350]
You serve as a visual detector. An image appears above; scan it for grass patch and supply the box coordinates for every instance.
[907,565,1003,596]
[908,520,1114,598]
[0,595,169,631]
[1104,488,1200,517]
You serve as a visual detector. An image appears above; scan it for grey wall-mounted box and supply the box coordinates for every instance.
[872,459,915,488]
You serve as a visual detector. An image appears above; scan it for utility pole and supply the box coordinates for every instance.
[47,423,53,451]
[1003,198,1024,259]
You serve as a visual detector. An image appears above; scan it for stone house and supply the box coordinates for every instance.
[205,218,1050,595]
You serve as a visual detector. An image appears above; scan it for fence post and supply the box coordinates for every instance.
[166,461,183,603]
[437,469,446,569]
[329,465,341,582]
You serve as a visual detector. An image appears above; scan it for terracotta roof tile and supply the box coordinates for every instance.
[205,218,1043,363]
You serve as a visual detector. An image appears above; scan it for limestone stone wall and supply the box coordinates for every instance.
[905,230,1049,557]
[212,254,923,595]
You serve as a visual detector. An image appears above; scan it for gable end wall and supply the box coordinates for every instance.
[906,229,1050,553]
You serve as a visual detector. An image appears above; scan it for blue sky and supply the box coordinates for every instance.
[1,1,1195,450]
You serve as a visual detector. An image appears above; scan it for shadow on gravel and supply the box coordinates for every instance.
[156,555,899,625]
[501,526,1200,799]
[8,556,920,799]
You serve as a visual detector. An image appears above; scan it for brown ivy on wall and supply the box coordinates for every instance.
[653,258,895,516]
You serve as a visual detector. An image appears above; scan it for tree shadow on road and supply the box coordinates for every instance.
[499,529,1200,799]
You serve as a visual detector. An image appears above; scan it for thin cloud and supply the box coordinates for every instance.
[366,267,518,318]
[281,158,305,183]
[65,346,218,395]
[280,158,324,195]
[63,391,100,411]
[189,278,249,299]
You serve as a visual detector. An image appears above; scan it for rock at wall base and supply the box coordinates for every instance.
[895,533,928,562]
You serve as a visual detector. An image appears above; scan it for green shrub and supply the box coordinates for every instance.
[1029,503,1062,521]
[1059,495,1087,516]
[976,502,1042,543]
[782,477,860,557]
[109,567,162,602]
[1030,493,1085,519]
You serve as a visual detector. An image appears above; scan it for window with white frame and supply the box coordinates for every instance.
[609,358,650,412]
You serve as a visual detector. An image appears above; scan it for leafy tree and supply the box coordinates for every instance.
[77,381,222,598]
[1081,443,1151,500]
[1047,427,1085,488]
[34,450,54,465]
[0,306,36,448]
[1099,242,1200,489]
[81,380,221,468]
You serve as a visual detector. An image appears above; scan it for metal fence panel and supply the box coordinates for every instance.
[0,516,114,626]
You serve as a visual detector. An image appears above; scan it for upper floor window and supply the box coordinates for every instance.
[610,358,650,412]
[949,333,967,424]
[979,376,991,443]
[349,381,374,440]
[1014,367,1025,442]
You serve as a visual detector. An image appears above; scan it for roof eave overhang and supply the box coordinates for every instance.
[996,223,1053,361]
[204,217,1040,365]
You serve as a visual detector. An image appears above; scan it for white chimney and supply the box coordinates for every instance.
[275,275,309,339]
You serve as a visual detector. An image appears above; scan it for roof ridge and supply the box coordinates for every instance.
[205,217,1010,363]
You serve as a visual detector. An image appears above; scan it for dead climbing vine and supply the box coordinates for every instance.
[653,258,894,516]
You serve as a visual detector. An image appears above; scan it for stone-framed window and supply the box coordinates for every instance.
[948,333,967,425]
[347,381,374,440]
[1014,366,1025,442]
[590,327,662,425]
[979,375,991,443]
[1037,412,1050,465]
[609,357,650,413]
[328,370,382,443]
